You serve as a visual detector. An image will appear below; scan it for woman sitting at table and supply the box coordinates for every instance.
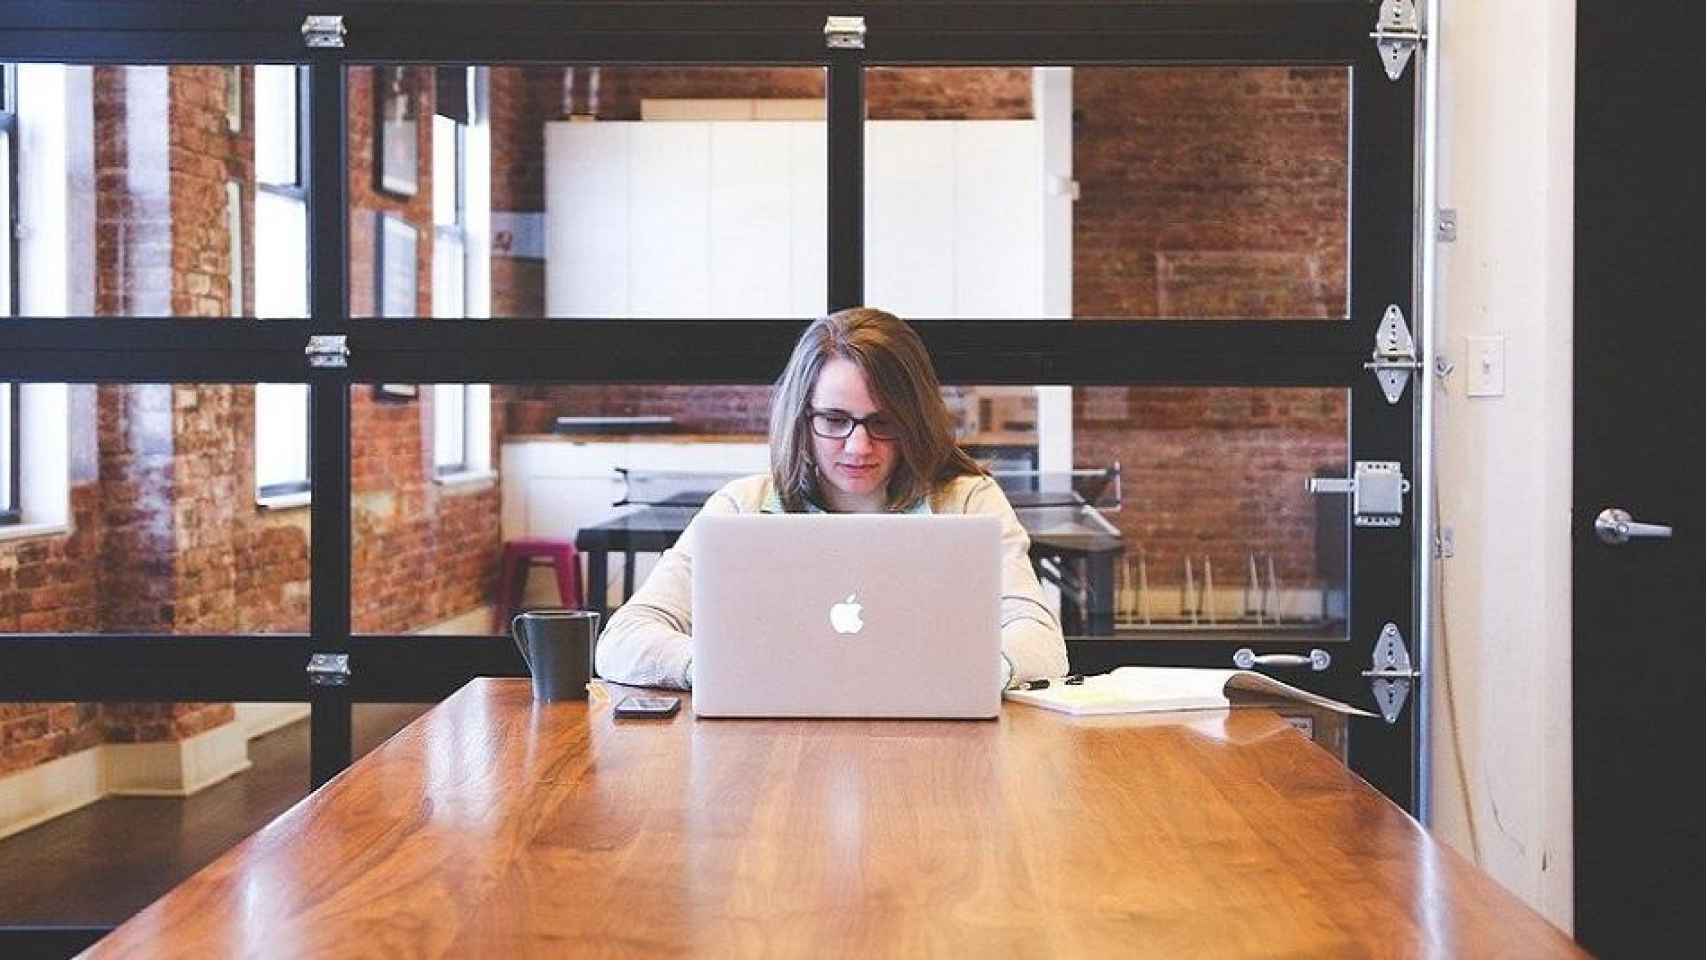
[594,307,1068,690]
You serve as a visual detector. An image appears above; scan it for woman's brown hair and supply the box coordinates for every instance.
[769,308,984,512]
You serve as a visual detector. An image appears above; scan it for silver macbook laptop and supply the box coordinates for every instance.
[691,513,1002,719]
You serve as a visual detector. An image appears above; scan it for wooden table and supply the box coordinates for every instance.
[83,680,1585,959]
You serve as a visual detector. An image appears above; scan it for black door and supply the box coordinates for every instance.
[1574,2,1706,953]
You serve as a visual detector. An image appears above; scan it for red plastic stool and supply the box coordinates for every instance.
[494,538,584,632]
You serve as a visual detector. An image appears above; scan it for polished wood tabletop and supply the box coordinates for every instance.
[83,679,1585,959]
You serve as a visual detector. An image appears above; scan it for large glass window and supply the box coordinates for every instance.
[865,66,1351,321]
[0,382,312,635]
[0,64,310,320]
[352,381,1345,645]
[349,64,829,319]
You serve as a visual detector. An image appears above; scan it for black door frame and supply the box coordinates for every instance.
[1,2,1420,947]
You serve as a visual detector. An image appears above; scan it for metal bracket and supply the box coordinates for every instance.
[305,334,349,369]
[1359,623,1419,724]
[307,653,351,687]
[824,16,866,50]
[1306,461,1410,528]
[1437,208,1457,243]
[1363,305,1420,404]
[1370,0,1422,81]
[301,15,347,49]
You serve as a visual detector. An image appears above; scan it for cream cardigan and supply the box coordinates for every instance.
[594,473,1070,690]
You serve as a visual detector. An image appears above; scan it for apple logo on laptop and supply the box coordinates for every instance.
[829,594,864,634]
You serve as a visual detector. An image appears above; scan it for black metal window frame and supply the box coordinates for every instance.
[0,1,1418,803]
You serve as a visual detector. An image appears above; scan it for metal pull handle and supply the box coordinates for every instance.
[1233,648,1331,672]
[1595,508,1673,545]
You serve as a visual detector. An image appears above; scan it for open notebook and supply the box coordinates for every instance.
[1003,666,1374,717]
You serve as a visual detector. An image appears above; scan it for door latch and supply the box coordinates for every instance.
[1307,461,1410,528]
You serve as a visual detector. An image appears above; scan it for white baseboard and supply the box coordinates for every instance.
[0,714,273,838]
[0,746,105,843]
[104,721,252,797]
[235,702,311,739]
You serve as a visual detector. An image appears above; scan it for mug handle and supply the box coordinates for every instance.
[510,613,533,672]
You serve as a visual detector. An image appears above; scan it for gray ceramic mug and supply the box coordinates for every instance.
[511,608,600,702]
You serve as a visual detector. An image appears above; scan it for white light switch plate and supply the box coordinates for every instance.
[1466,335,1506,397]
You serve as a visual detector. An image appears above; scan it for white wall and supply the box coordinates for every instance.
[1431,0,1574,931]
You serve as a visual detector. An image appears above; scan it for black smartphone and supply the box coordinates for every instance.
[613,695,681,719]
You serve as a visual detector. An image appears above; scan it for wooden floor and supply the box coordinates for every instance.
[0,703,430,925]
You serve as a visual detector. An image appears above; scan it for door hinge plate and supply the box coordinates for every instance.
[824,16,866,50]
[301,15,347,49]
[1364,304,1420,404]
[1307,461,1411,528]
[307,653,351,686]
[1370,0,1422,81]
[306,334,349,369]
[1360,622,1419,723]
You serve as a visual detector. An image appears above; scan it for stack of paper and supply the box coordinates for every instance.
[1003,666,1373,717]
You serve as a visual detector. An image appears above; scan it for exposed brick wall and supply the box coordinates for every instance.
[1073,66,1348,320]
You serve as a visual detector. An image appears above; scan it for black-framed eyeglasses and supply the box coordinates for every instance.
[807,408,900,441]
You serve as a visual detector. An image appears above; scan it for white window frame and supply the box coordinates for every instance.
[252,64,312,507]
[1,64,84,542]
[432,67,494,487]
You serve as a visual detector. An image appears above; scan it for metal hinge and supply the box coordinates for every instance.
[307,653,351,687]
[305,334,349,369]
[1370,0,1422,81]
[824,15,866,50]
[1363,305,1420,404]
[1306,461,1410,528]
[301,15,347,49]
[1360,623,1419,723]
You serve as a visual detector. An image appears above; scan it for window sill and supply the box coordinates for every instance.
[0,521,72,544]
[256,491,312,511]
[435,468,498,491]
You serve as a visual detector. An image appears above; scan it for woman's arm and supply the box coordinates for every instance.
[593,489,743,689]
[959,478,1071,685]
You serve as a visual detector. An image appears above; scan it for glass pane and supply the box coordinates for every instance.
[348,64,828,319]
[351,382,1344,645]
[1,384,13,512]
[0,383,311,634]
[0,701,311,925]
[253,65,299,187]
[5,64,308,319]
[255,189,308,318]
[1,129,12,314]
[864,66,1350,321]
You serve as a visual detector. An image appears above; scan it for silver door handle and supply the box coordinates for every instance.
[1233,648,1331,672]
[1595,508,1673,545]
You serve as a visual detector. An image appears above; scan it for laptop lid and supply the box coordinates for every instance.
[691,514,1002,719]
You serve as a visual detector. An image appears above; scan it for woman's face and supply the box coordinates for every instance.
[809,357,901,512]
